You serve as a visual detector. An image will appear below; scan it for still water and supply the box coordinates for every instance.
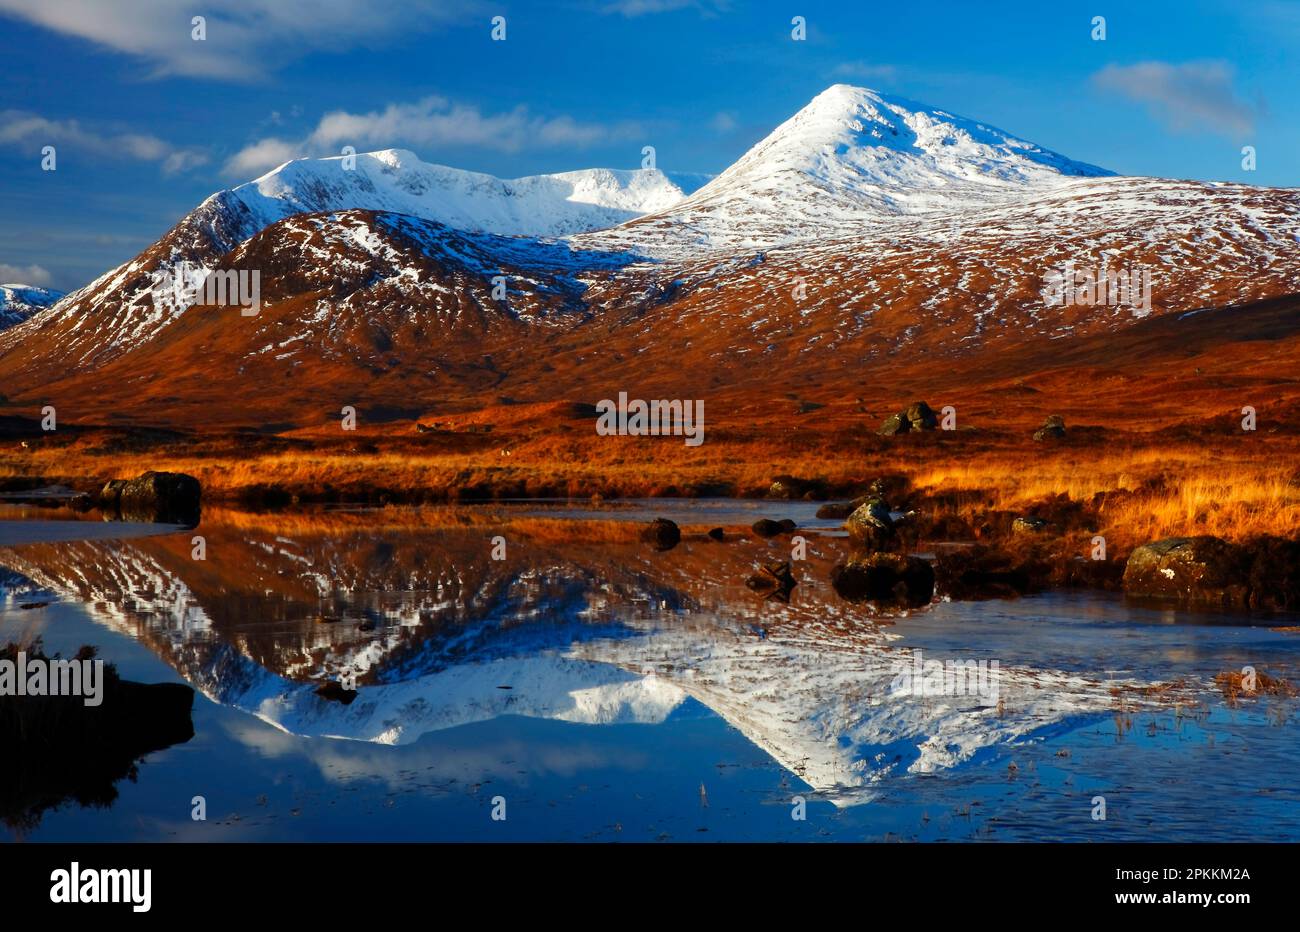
[2,501,1297,842]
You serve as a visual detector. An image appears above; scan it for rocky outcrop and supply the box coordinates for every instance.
[830,553,934,607]
[640,518,681,552]
[1122,536,1250,608]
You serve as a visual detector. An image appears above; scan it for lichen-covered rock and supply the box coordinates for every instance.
[1122,536,1250,608]
[114,471,201,524]
[878,412,909,436]
[843,498,896,549]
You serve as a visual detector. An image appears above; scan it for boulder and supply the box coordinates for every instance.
[1033,414,1066,441]
[879,402,939,435]
[878,413,909,436]
[640,518,681,552]
[843,498,896,549]
[905,401,939,431]
[1122,536,1251,608]
[114,471,201,524]
[830,554,935,607]
[751,518,793,538]
[98,479,128,510]
[707,527,726,541]
[933,545,1033,601]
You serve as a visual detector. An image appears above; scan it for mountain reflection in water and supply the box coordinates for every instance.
[2,503,1298,840]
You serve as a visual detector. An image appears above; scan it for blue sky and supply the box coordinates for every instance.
[2,0,1296,291]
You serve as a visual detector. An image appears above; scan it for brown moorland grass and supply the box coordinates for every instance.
[4,407,1300,552]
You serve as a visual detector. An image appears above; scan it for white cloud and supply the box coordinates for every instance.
[709,112,738,134]
[0,263,53,286]
[0,0,482,80]
[224,96,644,176]
[0,111,208,173]
[1092,61,1258,137]
[222,137,302,178]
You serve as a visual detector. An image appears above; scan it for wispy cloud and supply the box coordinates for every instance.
[709,112,738,134]
[0,0,482,81]
[224,96,645,177]
[1092,61,1258,137]
[0,111,208,173]
[0,263,53,286]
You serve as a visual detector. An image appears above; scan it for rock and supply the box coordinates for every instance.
[745,561,797,602]
[98,479,128,510]
[640,518,681,551]
[879,402,939,435]
[707,527,725,541]
[1122,536,1251,608]
[905,401,939,430]
[933,545,1034,600]
[830,553,935,607]
[1033,414,1066,441]
[843,498,896,549]
[114,471,201,524]
[878,412,909,436]
[751,518,791,538]
[314,681,359,705]
[777,518,797,533]
[1012,516,1052,534]
[1244,536,1300,611]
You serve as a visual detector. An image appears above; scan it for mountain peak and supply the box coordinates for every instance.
[594,84,1115,253]
[718,83,1112,198]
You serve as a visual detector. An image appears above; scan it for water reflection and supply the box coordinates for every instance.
[0,504,1223,811]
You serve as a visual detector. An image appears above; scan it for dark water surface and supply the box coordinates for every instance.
[2,501,1297,842]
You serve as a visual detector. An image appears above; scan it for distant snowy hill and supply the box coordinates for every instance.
[0,283,64,331]
[223,149,709,240]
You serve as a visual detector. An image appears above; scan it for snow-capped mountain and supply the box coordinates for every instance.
[587,84,1114,253]
[0,152,705,372]
[226,149,708,239]
[2,84,1299,422]
[0,283,64,331]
